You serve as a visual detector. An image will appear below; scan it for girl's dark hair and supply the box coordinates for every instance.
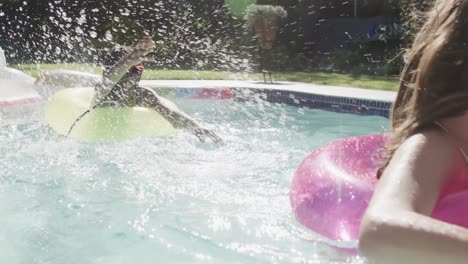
[378,0,468,177]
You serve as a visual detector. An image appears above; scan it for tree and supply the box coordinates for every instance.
[396,0,435,45]
[0,0,244,69]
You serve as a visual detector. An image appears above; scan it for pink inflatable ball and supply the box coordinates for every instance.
[290,133,468,253]
[295,184,374,242]
[290,135,387,243]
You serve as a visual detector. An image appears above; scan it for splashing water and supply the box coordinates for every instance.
[0,99,387,263]
[0,0,395,263]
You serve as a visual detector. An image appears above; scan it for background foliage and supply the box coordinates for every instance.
[0,0,436,76]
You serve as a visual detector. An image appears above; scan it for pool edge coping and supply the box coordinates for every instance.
[140,80,396,103]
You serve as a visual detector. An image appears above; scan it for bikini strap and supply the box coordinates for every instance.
[434,121,449,134]
[460,148,468,162]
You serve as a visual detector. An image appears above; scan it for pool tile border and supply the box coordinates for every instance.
[241,89,393,118]
[141,80,395,118]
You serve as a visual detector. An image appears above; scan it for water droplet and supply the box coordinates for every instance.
[89,31,97,38]
[121,8,130,16]
[75,26,83,35]
[105,31,113,41]
[77,15,86,25]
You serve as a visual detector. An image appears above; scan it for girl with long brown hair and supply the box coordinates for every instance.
[359,0,468,262]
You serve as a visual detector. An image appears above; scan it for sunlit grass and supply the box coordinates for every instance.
[270,72,399,91]
[11,64,399,91]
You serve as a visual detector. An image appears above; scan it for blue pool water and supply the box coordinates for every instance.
[0,98,388,263]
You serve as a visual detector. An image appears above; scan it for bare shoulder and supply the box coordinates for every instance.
[395,130,457,164]
[376,129,459,214]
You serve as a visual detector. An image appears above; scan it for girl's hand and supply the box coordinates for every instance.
[193,127,224,145]
[134,36,155,53]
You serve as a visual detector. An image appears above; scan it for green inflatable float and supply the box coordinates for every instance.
[45,87,178,142]
[225,0,255,17]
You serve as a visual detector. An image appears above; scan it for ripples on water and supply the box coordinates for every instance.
[0,98,388,263]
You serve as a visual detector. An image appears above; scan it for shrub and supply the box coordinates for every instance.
[392,0,435,45]
[243,4,287,30]
[327,36,403,76]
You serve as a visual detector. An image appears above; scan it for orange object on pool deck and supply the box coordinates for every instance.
[290,134,468,251]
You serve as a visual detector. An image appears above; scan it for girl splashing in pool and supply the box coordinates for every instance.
[359,0,468,263]
[68,36,223,144]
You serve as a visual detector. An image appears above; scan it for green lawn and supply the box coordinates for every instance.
[12,64,399,91]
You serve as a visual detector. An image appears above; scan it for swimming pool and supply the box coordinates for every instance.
[0,98,388,263]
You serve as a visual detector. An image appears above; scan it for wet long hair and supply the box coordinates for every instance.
[378,0,468,177]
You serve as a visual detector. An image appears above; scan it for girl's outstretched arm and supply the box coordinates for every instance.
[137,87,223,144]
[103,36,154,84]
[92,36,155,106]
[359,131,468,264]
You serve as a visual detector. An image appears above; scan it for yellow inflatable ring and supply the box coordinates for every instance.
[45,87,178,142]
